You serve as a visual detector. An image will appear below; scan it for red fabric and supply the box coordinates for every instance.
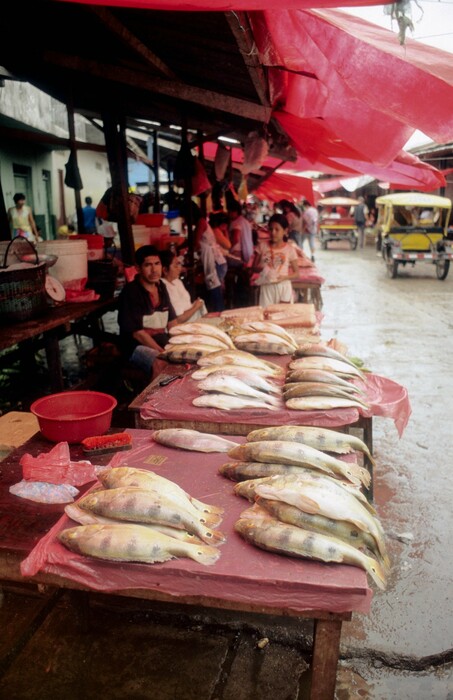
[255,172,314,203]
[20,429,372,614]
[57,0,388,9]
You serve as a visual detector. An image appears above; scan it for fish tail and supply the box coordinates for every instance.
[201,527,226,546]
[198,511,224,529]
[190,497,224,516]
[364,555,387,591]
[190,544,221,566]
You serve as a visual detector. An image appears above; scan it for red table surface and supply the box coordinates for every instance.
[21,429,372,615]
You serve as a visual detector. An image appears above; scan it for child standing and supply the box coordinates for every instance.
[252,213,299,307]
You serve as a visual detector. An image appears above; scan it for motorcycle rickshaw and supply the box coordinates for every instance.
[318,197,360,250]
[376,193,453,280]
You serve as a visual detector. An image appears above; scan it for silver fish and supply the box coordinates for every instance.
[234,340,294,356]
[246,425,375,466]
[162,345,218,363]
[240,322,297,346]
[293,343,359,368]
[153,428,238,453]
[59,523,220,566]
[289,356,366,379]
[234,332,297,351]
[197,349,283,376]
[229,440,370,488]
[197,375,281,406]
[192,366,280,394]
[235,506,386,590]
[286,369,365,392]
[286,396,369,411]
[168,334,230,349]
[169,323,235,348]
[192,363,278,380]
[283,382,367,404]
[193,394,279,412]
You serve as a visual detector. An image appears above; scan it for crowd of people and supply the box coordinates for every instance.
[116,196,322,378]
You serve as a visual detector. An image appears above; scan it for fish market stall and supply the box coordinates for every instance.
[1,429,379,700]
[130,359,410,438]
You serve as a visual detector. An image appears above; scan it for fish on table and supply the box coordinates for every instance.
[234,332,297,352]
[167,334,231,349]
[59,523,220,566]
[234,340,296,356]
[197,375,282,407]
[240,321,297,346]
[235,505,386,590]
[197,349,283,376]
[246,425,375,466]
[289,356,366,380]
[219,461,318,482]
[293,343,359,368]
[78,487,226,546]
[253,474,389,566]
[161,345,218,363]
[283,382,368,406]
[169,323,235,348]
[64,503,205,544]
[97,467,224,526]
[285,396,369,412]
[152,428,238,453]
[285,368,365,392]
[192,365,281,394]
[193,394,280,411]
[228,440,370,488]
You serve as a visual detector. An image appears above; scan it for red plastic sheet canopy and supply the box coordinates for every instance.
[255,172,314,203]
[57,0,390,9]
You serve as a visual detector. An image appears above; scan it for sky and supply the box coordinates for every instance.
[340,0,453,149]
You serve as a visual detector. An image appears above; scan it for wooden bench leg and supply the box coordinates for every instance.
[310,617,343,700]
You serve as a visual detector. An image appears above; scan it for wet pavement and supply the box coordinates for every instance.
[1,241,453,698]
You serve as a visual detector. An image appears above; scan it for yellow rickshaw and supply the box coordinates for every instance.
[318,197,359,250]
[376,193,452,280]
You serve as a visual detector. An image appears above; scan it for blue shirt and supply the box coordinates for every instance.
[83,205,97,233]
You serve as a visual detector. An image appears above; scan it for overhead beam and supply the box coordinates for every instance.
[89,7,178,80]
[225,11,270,108]
[42,51,272,124]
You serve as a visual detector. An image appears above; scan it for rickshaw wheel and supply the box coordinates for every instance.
[383,248,398,278]
[436,259,450,280]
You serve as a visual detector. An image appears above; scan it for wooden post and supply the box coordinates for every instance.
[310,618,342,700]
[66,95,84,233]
[182,119,194,295]
[102,112,135,267]
[0,176,10,241]
[153,131,161,213]
[198,130,207,219]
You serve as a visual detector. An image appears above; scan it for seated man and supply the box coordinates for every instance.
[118,245,177,377]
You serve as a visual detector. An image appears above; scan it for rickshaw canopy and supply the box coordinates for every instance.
[318,197,360,206]
[375,193,452,209]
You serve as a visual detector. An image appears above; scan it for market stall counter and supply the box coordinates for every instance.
[2,429,374,700]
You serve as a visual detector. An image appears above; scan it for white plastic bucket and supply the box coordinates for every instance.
[37,240,88,284]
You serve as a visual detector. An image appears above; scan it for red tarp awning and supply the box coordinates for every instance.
[57,0,390,9]
[254,172,314,202]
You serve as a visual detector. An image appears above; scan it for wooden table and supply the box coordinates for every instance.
[0,297,117,392]
[292,280,323,310]
[0,430,372,700]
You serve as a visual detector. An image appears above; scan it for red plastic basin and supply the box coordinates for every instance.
[30,391,117,443]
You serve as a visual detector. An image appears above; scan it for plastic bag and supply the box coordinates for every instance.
[20,442,98,486]
[9,480,79,504]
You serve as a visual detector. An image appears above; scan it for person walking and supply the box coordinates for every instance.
[82,196,97,233]
[301,199,318,262]
[8,193,39,242]
[354,196,369,249]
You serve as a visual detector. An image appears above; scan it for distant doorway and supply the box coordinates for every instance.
[13,164,33,207]
[42,169,54,239]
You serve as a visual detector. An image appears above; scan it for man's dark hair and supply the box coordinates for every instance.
[13,193,26,204]
[302,199,312,207]
[135,245,161,266]
[85,196,93,206]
